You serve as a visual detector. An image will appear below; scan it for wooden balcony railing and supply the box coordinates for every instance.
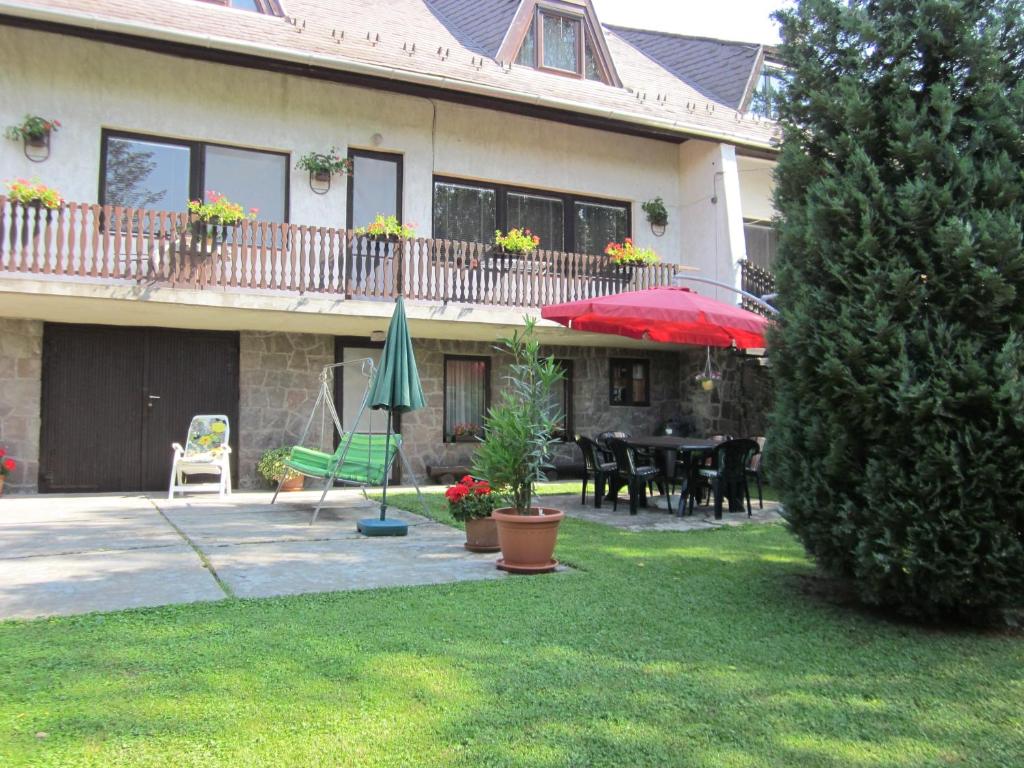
[0,198,678,307]
[739,258,776,316]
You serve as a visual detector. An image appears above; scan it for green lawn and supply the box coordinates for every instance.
[0,490,1020,767]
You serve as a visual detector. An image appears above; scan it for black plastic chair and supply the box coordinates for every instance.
[576,435,616,509]
[607,438,666,515]
[691,438,759,518]
[745,436,766,509]
[595,430,631,463]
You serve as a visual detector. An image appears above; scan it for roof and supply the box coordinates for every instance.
[0,0,780,150]
[424,0,520,58]
[607,25,762,110]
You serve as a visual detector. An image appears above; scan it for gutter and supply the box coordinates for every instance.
[0,1,778,152]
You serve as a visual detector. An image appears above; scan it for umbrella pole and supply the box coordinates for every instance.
[380,409,393,521]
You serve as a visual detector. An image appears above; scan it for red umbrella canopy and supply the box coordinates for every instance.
[541,286,769,349]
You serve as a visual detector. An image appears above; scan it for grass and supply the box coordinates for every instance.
[0,488,1021,767]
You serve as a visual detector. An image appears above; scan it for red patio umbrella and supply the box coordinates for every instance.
[541,286,769,349]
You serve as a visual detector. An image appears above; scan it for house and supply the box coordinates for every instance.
[0,0,780,494]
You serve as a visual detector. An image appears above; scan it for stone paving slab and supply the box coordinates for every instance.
[206,530,505,599]
[553,493,784,532]
[0,544,226,620]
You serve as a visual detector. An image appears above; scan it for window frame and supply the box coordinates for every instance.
[98,129,290,221]
[552,358,574,441]
[197,0,285,15]
[608,358,650,407]
[512,3,614,84]
[432,175,631,255]
[442,354,492,443]
[346,148,404,231]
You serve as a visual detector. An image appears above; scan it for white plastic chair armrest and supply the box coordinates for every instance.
[171,443,184,455]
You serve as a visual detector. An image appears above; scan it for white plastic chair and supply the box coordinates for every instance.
[168,415,232,499]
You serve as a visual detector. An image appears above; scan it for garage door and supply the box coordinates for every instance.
[39,324,239,493]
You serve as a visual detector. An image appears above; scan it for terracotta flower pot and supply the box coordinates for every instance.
[464,515,500,552]
[279,475,304,492]
[492,506,564,574]
[0,476,5,496]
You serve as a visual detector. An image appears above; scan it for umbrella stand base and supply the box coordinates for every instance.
[357,518,408,536]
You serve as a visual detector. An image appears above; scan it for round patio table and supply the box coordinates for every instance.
[627,436,721,516]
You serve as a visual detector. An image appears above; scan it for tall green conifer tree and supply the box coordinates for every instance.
[770,0,1024,621]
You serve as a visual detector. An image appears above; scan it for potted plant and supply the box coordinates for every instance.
[446,475,499,552]
[641,197,669,235]
[695,347,721,391]
[295,148,352,191]
[257,447,304,492]
[472,317,566,574]
[355,214,415,241]
[604,238,659,282]
[183,190,258,256]
[493,228,540,259]
[0,448,15,496]
[451,422,481,443]
[4,178,63,210]
[4,115,60,147]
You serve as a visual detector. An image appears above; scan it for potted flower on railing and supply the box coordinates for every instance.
[5,178,63,245]
[355,214,415,242]
[604,238,659,281]
[450,422,481,443]
[295,148,352,194]
[182,190,258,258]
[5,115,60,160]
[446,474,499,552]
[493,228,539,259]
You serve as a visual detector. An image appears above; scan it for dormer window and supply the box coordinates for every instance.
[199,0,283,14]
[507,1,619,85]
[750,63,787,120]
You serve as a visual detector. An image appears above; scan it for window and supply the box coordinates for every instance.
[550,359,573,440]
[511,4,614,84]
[542,14,580,72]
[433,177,630,256]
[574,201,628,257]
[444,356,490,442]
[198,0,283,14]
[348,149,403,230]
[432,182,496,244]
[743,220,777,271]
[100,131,288,223]
[609,359,649,406]
[507,192,564,252]
[750,64,787,120]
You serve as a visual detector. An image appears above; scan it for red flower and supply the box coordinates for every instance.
[2,458,13,472]
[460,475,475,485]
[0,448,5,458]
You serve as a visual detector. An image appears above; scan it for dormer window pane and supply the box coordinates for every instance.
[584,39,601,81]
[542,14,580,72]
[516,20,536,66]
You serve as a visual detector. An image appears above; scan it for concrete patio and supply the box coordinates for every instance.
[552,491,784,532]
[0,490,510,621]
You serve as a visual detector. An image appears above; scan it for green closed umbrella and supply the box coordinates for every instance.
[364,297,425,530]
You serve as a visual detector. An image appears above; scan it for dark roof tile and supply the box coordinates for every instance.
[607,25,761,110]
[424,0,521,58]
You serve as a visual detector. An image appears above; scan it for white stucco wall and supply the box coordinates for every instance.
[0,26,687,263]
[737,156,777,223]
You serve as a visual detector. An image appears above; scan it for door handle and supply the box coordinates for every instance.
[147,394,160,408]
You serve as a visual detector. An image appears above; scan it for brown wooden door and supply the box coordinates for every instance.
[39,324,238,493]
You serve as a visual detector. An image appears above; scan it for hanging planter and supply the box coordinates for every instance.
[4,115,60,163]
[695,347,722,391]
[295,148,352,195]
[642,197,668,237]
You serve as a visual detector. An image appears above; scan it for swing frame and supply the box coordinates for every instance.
[270,359,428,524]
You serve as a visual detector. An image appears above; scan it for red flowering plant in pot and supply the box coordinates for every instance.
[471,317,566,574]
[445,475,498,552]
[0,447,15,495]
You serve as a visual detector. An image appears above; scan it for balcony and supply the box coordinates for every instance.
[739,259,776,316]
[0,198,679,309]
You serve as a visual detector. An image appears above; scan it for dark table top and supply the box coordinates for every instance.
[628,436,719,451]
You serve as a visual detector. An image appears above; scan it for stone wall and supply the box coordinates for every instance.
[0,319,42,493]
[400,339,709,482]
[238,331,334,489]
[689,348,773,438]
